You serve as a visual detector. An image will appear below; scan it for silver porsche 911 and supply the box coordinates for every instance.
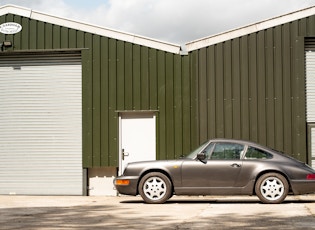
[114,139,315,204]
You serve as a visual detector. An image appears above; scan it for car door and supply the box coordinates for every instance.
[181,142,244,190]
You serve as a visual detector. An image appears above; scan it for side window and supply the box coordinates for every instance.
[245,147,273,159]
[210,143,244,160]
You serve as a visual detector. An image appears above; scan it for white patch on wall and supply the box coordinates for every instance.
[88,168,117,196]
[89,177,116,196]
[0,22,22,34]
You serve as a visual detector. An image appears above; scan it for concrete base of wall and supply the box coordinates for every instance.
[88,167,117,196]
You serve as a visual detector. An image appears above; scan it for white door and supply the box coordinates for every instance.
[119,112,156,175]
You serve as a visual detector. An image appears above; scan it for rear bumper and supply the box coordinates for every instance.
[291,180,315,195]
[114,176,139,196]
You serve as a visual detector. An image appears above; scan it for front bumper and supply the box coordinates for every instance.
[114,176,140,196]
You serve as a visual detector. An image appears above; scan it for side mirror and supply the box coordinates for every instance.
[197,152,207,164]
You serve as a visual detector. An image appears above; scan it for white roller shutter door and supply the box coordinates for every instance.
[0,54,82,195]
[311,128,315,169]
[306,51,315,122]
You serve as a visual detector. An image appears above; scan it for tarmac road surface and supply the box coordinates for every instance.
[1,194,315,229]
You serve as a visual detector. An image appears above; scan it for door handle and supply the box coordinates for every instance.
[122,149,129,160]
[231,163,241,168]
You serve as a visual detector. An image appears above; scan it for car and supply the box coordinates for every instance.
[114,139,315,204]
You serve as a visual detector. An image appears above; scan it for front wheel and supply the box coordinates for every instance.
[255,173,289,204]
[138,172,172,204]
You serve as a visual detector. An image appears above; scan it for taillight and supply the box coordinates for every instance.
[306,174,315,180]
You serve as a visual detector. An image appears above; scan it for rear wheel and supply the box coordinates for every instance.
[138,172,172,204]
[255,172,289,204]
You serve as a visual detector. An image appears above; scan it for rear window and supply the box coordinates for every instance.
[244,147,273,160]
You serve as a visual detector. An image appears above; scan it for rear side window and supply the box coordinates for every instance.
[245,147,273,160]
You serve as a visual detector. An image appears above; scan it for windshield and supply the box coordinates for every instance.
[185,141,210,159]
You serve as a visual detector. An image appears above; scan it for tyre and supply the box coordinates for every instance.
[255,172,289,204]
[138,172,172,204]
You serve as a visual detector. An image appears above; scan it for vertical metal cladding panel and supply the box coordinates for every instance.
[181,55,192,155]
[156,50,167,159]
[165,53,175,159]
[92,35,102,167]
[198,48,208,142]
[173,55,184,158]
[231,38,242,139]
[0,53,82,195]
[190,51,199,149]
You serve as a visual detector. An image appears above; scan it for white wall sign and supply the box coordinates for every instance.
[0,22,22,34]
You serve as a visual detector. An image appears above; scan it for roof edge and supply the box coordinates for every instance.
[0,4,182,54]
[185,5,315,52]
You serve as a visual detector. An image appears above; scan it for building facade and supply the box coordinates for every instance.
[0,4,315,195]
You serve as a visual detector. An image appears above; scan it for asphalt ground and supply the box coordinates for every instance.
[1,194,315,229]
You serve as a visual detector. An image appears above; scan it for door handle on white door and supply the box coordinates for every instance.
[122,149,129,160]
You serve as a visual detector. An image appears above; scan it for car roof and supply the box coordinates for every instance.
[209,138,260,145]
[208,138,278,153]
[208,138,302,162]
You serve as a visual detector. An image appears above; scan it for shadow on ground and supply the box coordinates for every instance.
[1,196,315,230]
[121,196,315,204]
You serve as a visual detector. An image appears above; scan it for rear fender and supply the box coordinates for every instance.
[253,170,292,194]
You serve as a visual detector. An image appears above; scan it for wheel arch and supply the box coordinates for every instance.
[253,170,292,195]
[136,169,174,195]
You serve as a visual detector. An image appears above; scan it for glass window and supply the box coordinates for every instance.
[185,141,210,159]
[202,142,215,159]
[210,143,244,160]
[245,147,273,159]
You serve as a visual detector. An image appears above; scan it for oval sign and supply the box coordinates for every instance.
[0,22,22,34]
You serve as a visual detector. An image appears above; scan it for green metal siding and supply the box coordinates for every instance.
[3,12,315,165]
[0,14,192,167]
[189,17,315,162]
[85,35,191,166]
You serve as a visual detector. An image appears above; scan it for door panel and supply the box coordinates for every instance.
[119,112,156,175]
[181,142,244,189]
[181,160,242,188]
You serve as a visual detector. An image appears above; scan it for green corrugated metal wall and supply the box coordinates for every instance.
[83,40,191,167]
[0,14,192,168]
[189,16,315,162]
[2,12,315,165]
